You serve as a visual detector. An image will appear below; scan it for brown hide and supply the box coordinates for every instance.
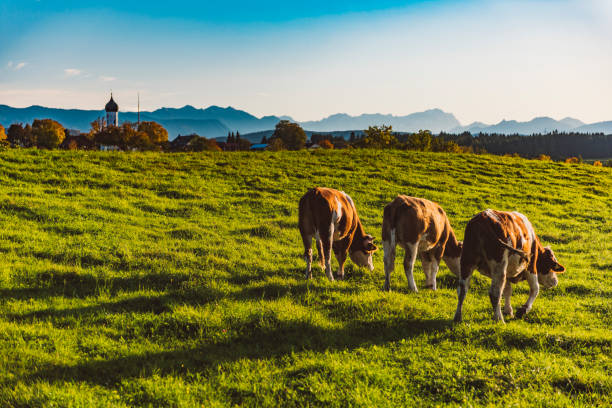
[382,195,461,259]
[298,187,376,280]
[460,209,564,282]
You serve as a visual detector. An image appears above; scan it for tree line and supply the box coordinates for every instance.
[0,119,610,166]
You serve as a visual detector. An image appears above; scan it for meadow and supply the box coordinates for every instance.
[0,149,609,407]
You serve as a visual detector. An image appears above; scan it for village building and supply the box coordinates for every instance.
[105,93,119,127]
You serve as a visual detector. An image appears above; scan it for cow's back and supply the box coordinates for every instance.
[462,209,534,274]
[299,187,357,239]
[383,196,450,245]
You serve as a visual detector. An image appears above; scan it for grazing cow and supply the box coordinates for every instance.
[299,187,378,281]
[453,209,565,323]
[382,196,462,292]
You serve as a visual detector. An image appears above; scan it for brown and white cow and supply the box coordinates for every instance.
[382,196,462,292]
[298,187,378,281]
[453,209,565,323]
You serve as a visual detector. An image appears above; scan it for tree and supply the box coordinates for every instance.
[94,125,122,147]
[138,121,168,144]
[268,138,286,151]
[32,119,65,149]
[261,135,268,144]
[356,125,397,149]
[89,118,105,139]
[319,139,334,149]
[7,123,35,147]
[406,130,433,151]
[0,124,6,141]
[272,120,306,150]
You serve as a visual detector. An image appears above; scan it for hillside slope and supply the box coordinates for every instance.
[0,150,609,407]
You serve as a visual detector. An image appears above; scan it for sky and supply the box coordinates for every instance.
[1,0,611,125]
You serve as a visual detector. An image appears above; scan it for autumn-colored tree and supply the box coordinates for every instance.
[319,139,334,149]
[138,121,168,144]
[272,120,306,150]
[32,119,65,149]
[0,124,6,141]
[186,136,222,152]
[88,118,105,139]
[593,161,603,167]
[565,157,581,164]
[536,154,551,161]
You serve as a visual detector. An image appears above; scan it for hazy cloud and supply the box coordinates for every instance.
[64,68,82,77]
[100,76,117,82]
[7,61,28,71]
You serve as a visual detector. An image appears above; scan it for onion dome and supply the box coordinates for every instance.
[105,94,118,112]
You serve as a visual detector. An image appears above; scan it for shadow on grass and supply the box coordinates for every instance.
[20,315,453,387]
[0,270,195,300]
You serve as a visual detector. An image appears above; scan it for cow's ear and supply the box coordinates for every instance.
[365,234,375,241]
[552,262,565,273]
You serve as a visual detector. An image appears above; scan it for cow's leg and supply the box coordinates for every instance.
[425,247,443,290]
[320,228,335,282]
[334,246,347,280]
[489,261,507,323]
[428,258,440,291]
[420,253,433,289]
[301,233,313,279]
[315,236,325,269]
[453,261,474,323]
[403,243,419,292]
[503,282,513,317]
[383,235,396,291]
[516,272,539,318]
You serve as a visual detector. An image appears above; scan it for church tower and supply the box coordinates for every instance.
[105,93,119,127]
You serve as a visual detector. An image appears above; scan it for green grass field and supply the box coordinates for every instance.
[0,149,610,407]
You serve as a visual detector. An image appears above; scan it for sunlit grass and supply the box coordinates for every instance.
[0,149,610,407]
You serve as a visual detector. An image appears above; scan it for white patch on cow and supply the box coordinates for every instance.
[484,209,501,223]
[538,270,558,289]
[514,212,536,243]
[507,252,528,278]
[334,197,343,223]
[488,256,509,322]
[343,192,355,209]
[519,271,540,316]
[503,282,513,316]
[383,229,396,291]
[349,250,373,271]
[443,255,461,278]
[404,242,419,292]
[417,234,434,253]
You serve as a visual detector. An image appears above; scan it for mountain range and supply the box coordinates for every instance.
[1,104,612,139]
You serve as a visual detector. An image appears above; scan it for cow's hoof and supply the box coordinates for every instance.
[383,283,390,292]
[453,313,462,323]
[424,284,435,290]
[516,307,527,319]
[336,274,345,281]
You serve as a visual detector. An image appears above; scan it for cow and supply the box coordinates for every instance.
[382,196,462,292]
[453,209,565,323]
[298,187,378,281]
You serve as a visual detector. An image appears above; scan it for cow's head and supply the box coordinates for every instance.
[537,246,565,289]
[350,234,378,271]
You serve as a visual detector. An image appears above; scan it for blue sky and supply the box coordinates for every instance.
[1,0,611,124]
